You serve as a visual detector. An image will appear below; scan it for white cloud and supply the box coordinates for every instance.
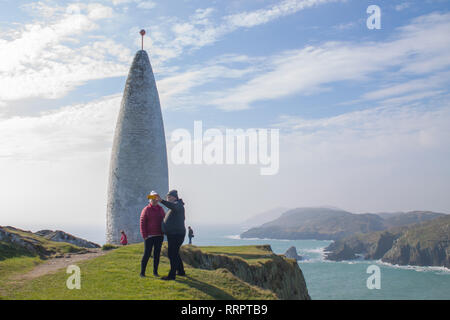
[109,0,156,9]
[0,94,121,161]
[395,2,411,11]
[363,71,450,101]
[333,21,357,30]
[110,0,134,5]
[0,2,130,104]
[87,3,115,19]
[136,1,156,10]
[148,0,343,63]
[204,12,450,110]
[224,0,339,28]
[157,56,261,110]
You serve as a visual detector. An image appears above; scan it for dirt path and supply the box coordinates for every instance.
[11,248,108,281]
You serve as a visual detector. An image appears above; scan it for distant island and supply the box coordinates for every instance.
[241,207,446,240]
[240,207,449,268]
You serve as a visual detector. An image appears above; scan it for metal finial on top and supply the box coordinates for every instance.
[140,29,146,50]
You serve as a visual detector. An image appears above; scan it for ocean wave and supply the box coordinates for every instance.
[375,260,450,274]
[224,234,241,240]
[297,247,329,262]
[226,235,291,241]
[302,247,326,254]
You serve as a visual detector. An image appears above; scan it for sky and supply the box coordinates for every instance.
[0,0,450,237]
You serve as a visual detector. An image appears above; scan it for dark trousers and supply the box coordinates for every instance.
[141,235,163,276]
[188,236,193,244]
[167,233,185,279]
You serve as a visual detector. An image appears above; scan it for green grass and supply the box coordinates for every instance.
[1,227,86,259]
[0,227,88,299]
[101,243,119,251]
[0,243,277,300]
[195,245,274,264]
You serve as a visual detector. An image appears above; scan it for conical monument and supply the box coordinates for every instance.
[106,31,168,244]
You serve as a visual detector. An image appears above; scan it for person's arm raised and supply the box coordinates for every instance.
[160,199,177,210]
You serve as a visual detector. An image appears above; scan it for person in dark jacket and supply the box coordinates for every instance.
[156,189,186,280]
[188,226,194,244]
[140,191,166,277]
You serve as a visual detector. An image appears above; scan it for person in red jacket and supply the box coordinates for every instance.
[140,191,166,277]
[120,230,128,245]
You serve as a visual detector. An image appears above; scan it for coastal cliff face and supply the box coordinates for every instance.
[325,215,450,268]
[381,217,450,268]
[325,230,401,261]
[164,244,311,300]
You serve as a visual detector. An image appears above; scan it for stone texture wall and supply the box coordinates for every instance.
[106,50,168,244]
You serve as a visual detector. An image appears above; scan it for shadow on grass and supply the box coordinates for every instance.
[176,276,236,300]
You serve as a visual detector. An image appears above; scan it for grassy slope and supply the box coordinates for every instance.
[393,215,450,248]
[0,226,87,259]
[0,227,87,296]
[0,243,277,300]
[198,245,274,264]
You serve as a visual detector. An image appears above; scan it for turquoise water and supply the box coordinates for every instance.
[189,225,450,300]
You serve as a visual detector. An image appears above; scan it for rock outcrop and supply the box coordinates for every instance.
[325,243,358,261]
[325,230,400,261]
[325,215,450,268]
[165,244,310,300]
[284,246,303,260]
[0,226,50,258]
[34,230,100,249]
[0,226,89,260]
[381,216,450,268]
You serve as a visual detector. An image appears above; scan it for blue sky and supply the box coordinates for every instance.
[1,0,450,231]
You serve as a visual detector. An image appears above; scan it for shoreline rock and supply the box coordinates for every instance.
[284,246,303,261]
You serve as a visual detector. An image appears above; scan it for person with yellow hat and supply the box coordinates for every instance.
[139,191,165,277]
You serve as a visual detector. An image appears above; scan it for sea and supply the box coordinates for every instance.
[78,224,450,300]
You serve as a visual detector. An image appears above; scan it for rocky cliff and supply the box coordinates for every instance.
[0,226,93,260]
[163,244,310,300]
[325,215,450,268]
[34,230,100,248]
[284,246,303,260]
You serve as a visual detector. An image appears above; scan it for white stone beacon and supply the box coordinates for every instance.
[106,49,168,244]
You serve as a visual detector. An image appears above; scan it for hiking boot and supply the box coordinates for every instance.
[177,272,186,277]
[140,274,145,278]
[153,272,160,277]
[161,276,175,281]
